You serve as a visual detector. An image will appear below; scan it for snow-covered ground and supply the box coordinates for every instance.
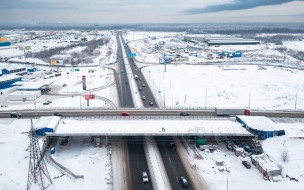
[141,64,304,110]
[0,119,112,190]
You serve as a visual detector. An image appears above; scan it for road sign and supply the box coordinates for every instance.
[128,53,136,57]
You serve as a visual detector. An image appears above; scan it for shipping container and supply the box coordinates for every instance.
[0,42,11,47]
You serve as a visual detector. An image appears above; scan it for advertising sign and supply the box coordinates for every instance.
[85,94,95,100]
[50,60,63,66]
[82,75,86,90]
[0,37,7,42]
[128,53,136,57]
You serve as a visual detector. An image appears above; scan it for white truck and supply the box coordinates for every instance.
[215,107,250,116]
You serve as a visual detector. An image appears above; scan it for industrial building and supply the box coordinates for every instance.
[14,81,53,91]
[8,90,41,101]
[206,40,260,46]
[2,67,26,75]
[236,116,285,139]
[0,74,22,89]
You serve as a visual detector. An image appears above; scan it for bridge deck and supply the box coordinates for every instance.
[46,117,253,136]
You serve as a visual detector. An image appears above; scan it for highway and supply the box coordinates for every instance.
[155,136,194,190]
[1,109,304,118]
[127,136,153,190]
[121,37,158,108]
[116,34,134,108]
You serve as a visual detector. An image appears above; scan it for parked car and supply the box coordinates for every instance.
[10,112,22,118]
[242,161,251,169]
[43,102,50,105]
[170,142,176,150]
[121,112,130,116]
[47,100,52,104]
[150,102,153,106]
[63,84,67,87]
[179,176,189,187]
[142,172,149,183]
[54,112,62,116]
[142,96,146,100]
[180,112,189,116]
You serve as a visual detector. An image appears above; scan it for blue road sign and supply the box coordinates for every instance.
[128,53,136,57]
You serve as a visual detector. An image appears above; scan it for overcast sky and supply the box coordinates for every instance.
[1,0,304,23]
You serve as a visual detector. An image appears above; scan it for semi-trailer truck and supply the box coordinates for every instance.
[215,107,250,116]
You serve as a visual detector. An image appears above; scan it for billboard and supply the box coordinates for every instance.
[85,94,95,100]
[82,75,86,90]
[128,52,136,57]
[0,37,7,42]
[50,60,63,66]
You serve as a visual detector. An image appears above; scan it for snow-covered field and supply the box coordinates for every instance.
[142,64,304,110]
[0,119,112,190]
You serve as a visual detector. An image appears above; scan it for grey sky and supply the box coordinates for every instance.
[1,0,304,23]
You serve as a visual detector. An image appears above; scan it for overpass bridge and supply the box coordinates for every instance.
[44,116,254,137]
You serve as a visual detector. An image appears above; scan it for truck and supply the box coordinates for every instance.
[215,107,250,116]
[134,75,139,80]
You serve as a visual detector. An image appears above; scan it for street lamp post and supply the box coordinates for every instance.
[34,94,37,118]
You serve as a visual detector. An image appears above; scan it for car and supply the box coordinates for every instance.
[170,142,176,150]
[242,161,251,169]
[180,112,189,116]
[47,100,52,104]
[121,112,130,116]
[125,81,129,84]
[121,70,123,73]
[63,84,67,87]
[150,102,154,106]
[142,96,146,100]
[54,112,62,116]
[142,84,146,87]
[142,172,149,183]
[179,176,189,187]
[139,87,142,91]
[43,102,50,105]
[139,78,142,81]
[10,112,22,118]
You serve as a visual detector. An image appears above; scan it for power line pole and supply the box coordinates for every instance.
[27,119,52,190]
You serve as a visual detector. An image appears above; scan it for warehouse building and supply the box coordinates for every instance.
[0,74,22,89]
[206,40,260,46]
[8,90,41,101]
[2,67,27,75]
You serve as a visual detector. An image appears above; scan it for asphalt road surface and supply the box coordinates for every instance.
[122,39,158,108]
[155,136,194,190]
[116,34,134,108]
[127,136,153,190]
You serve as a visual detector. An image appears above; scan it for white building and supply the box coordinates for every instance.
[9,90,41,101]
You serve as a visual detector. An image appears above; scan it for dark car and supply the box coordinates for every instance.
[180,112,189,116]
[54,112,62,116]
[170,142,176,150]
[180,176,189,187]
[63,84,67,87]
[10,112,22,118]
[242,161,251,169]
[47,100,52,104]
[125,81,129,84]
[43,102,50,105]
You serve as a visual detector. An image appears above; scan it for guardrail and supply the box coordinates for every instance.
[63,116,228,120]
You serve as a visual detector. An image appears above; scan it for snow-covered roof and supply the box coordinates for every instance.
[10,91,38,95]
[0,74,21,82]
[237,116,279,131]
[17,81,53,90]
[34,116,61,130]
[2,67,26,71]
[252,153,281,172]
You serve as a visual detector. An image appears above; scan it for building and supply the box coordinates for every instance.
[251,153,282,181]
[8,90,41,101]
[206,40,260,46]
[2,67,26,75]
[0,75,22,89]
[237,116,285,139]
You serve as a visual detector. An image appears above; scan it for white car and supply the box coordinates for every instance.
[142,172,149,183]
